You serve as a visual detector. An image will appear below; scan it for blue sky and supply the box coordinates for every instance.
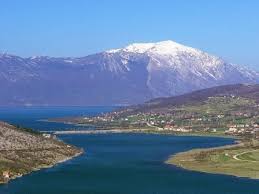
[0,0,259,69]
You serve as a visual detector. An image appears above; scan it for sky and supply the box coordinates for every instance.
[0,0,259,69]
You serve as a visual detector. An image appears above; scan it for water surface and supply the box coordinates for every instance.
[0,107,259,194]
[0,106,115,131]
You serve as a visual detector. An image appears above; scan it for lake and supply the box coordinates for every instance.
[0,107,259,194]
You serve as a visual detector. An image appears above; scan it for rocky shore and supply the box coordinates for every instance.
[0,121,83,184]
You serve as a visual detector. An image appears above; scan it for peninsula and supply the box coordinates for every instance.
[0,121,83,184]
[166,139,259,179]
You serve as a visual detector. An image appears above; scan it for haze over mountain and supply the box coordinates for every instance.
[1,40,259,106]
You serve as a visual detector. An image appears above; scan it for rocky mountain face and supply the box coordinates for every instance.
[1,41,259,106]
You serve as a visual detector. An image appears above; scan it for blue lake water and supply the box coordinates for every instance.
[0,107,259,194]
[0,106,116,131]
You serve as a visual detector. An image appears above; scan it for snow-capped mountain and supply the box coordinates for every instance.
[1,40,259,106]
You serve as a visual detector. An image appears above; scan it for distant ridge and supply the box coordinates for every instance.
[0,41,259,105]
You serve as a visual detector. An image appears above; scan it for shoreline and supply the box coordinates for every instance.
[41,119,252,180]
[42,118,237,139]
[0,146,84,185]
[39,119,80,126]
[165,139,259,180]
[42,127,237,139]
[3,127,244,184]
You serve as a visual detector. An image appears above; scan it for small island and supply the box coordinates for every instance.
[0,121,83,184]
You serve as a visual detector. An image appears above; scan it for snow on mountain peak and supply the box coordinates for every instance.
[1,41,259,106]
[0,53,17,59]
[106,40,199,55]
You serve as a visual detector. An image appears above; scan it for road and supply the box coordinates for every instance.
[41,128,149,135]
[232,149,259,162]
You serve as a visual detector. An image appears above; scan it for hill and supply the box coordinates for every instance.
[120,84,259,114]
[67,84,259,137]
[0,122,82,184]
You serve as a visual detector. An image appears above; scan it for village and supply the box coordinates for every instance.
[78,109,259,139]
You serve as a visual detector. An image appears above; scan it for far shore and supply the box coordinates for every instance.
[41,127,237,140]
[165,139,259,180]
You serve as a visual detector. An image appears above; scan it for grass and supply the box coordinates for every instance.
[181,97,254,114]
[15,125,41,135]
[237,151,259,161]
[166,140,259,179]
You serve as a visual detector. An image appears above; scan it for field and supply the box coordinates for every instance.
[166,140,259,179]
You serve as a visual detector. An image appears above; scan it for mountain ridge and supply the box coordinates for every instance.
[1,40,259,106]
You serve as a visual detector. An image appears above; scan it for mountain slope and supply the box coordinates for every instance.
[116,84,259,115]
[1,41,259,105]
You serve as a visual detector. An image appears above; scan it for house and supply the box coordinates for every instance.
[237,128,245,134]
[172,127,192,133]
[164,124,174,130]
[234,112,243,116]
[254,128,259,139]
[225,127,238,134]
[227,124,237,128]
[42,133,51,138]
[2,171,10,179]
[179,128,193,133]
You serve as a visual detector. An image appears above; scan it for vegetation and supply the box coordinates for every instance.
[0,122,83,184]
[166,140,259,179]
[61,95,259,139]
[15,124,41,135]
